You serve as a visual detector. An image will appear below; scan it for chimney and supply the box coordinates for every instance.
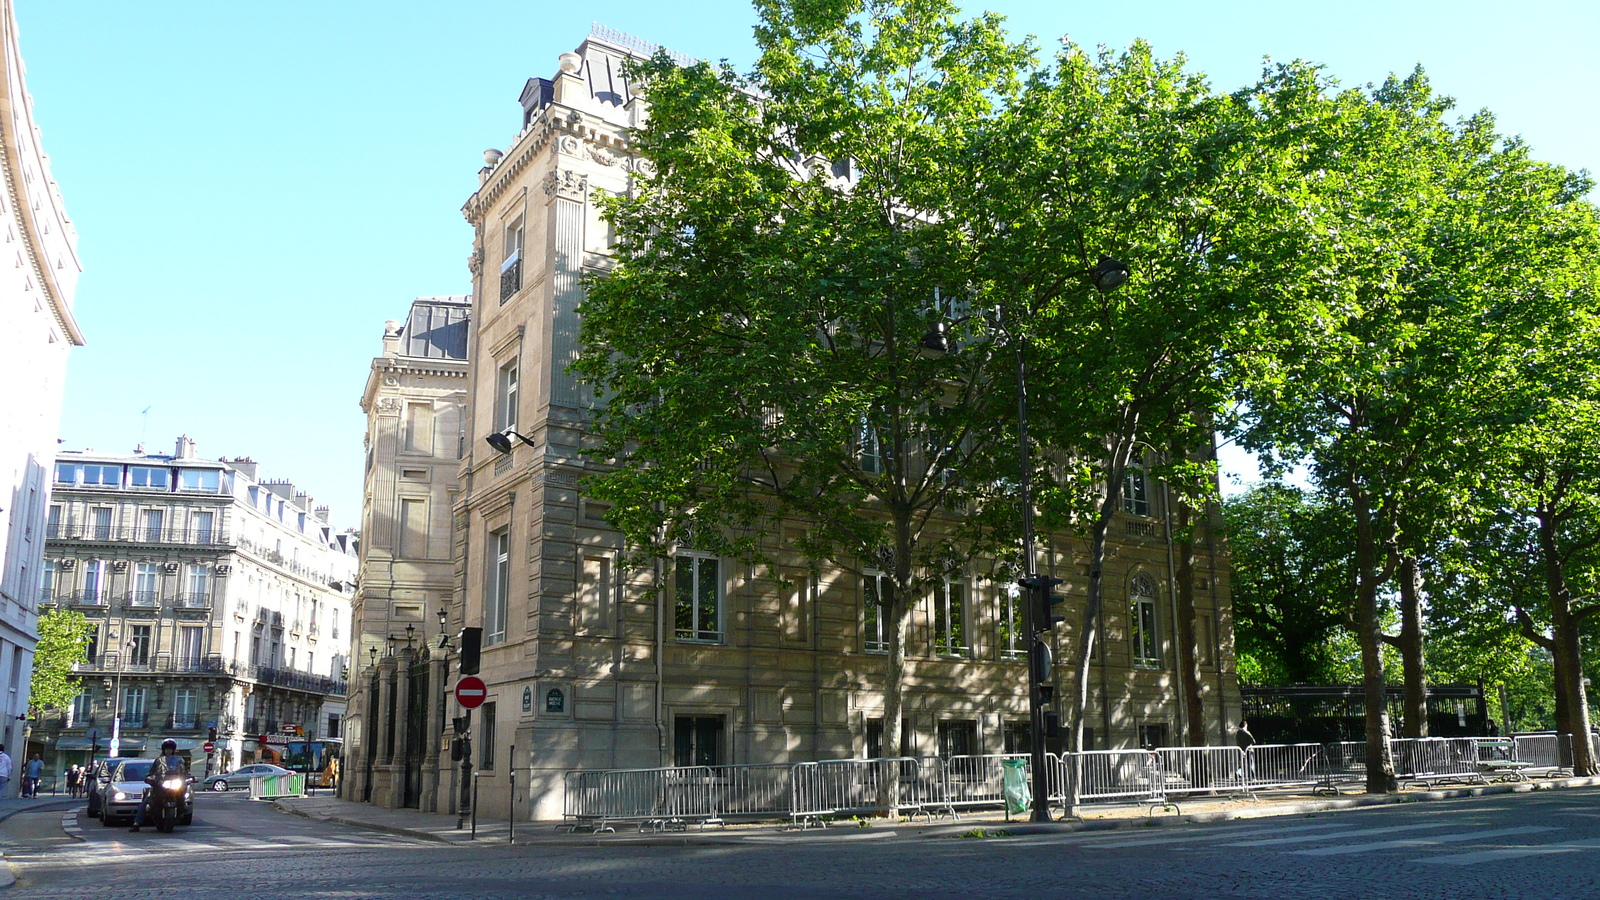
[315,505,331,524]
[228,457,258,480]
[263,479,296,500]
[175,435,198,459]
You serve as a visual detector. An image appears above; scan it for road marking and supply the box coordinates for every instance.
[1040,821,1359,850]
[1293,825,1558,856]
[1225,822,1456,847]
[1422,837,1600,865]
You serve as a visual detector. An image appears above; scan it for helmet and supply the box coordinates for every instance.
[161,739,178,753]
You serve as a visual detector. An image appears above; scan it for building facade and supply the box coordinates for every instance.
[344,297,468,809]
[32,438,354,776]
[351,29,1240,821]
[0,0,85,783]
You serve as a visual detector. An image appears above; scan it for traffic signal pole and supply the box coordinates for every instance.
[1013,340,1052,824]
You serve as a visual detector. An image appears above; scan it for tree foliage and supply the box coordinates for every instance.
[29,609,93,713]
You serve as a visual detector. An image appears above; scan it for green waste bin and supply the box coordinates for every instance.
[1001,758,1031,816]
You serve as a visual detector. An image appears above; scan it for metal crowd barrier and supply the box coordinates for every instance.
[1160,746,1248,797]
[1513,733,1573,775]
[1392,737,1484,785]
[1239,743,1320,793]
[789,757,945,827]
[561,765,717,832]
[1069,749,1161,804]
[710,763,795,820]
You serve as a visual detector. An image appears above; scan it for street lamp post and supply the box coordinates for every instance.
[923,255,1129,824]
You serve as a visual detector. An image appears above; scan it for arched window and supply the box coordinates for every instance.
[1130,575,1160,668]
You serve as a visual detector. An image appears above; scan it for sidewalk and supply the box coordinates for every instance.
[273,773,1600,847]
[0,795,81,825]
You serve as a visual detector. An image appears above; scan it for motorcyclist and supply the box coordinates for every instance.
[130,739,188,832]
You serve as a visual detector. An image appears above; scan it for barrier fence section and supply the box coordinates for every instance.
[1242,744,1321,792]
[1513,733,1572,773]
[1393,737,1483,783]
[708,763,794,820]
[789,757,945,826]
[1069,749,1162,804]
[561,766,716,831]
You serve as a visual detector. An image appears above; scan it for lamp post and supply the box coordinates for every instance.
[923,255,1128,823]
[484,430,537,454]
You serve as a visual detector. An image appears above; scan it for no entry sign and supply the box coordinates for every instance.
[455,676,487,709]
[203,741,216,754]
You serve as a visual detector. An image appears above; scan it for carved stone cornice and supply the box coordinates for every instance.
[543,169,589,201]
[461,103,635,224]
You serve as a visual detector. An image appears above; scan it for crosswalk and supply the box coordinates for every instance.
[997,814,1600,865]
[4,811,439,863]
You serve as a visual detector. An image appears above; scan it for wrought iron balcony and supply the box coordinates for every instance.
[499,254,522,303]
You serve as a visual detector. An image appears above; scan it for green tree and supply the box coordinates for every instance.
[575,0,1035,806]
[1241,69,1600,789]
[29,609,94,713]
[1224,483,1352,685]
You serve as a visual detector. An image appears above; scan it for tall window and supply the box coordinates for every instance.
[123,687,147,726]
[1123,469,1150,517]
[141,508,164,542]
[1131,575,1160,668]
[857,416,883,475]
[399,499,428,559]
[40,560,55,602]
[998,584,1026,660]
[193,510,215,543]
[85,625,99,661]
[133,563,160,605]
[495,359,519,433]
[933,577,969,657]
[173,688,197,728]
[937,720,978,759]
[863,571,889,653]
[91,507,113,540]
[83,560,105,602]
[674,553,721,642]
[500,217,524,303]
[486,528,510,645]
[186,565,210,604]
[674,716,724,767]
[70,691,93,727]
[178,626,204,667]
[130,625,152,666]
[47,504,62,537]
[479,703,497,770]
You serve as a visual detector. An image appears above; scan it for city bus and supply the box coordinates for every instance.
[281,738,343,788]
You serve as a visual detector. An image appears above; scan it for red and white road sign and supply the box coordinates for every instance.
[455,676,487,709]
[203,741,216,754]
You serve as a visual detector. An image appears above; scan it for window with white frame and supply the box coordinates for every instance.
[862,570,889,653]
[1131,575,1160,668]
[133,563,160,605]
[178,626,203,667]
[186,565,210,602]
[1123,469,1151,517]
[173,688,198,728]
[674,552,722,642]
[91,507,113,540]
[141,508,164,542]
[500,217,524,304]
[130,625,152,666]
[129,466,170,489]
[54,462,77,484]
[193,510,215,543]
[179,468,220,492]
[123,687,147,726]
[41,560,55,602]
[857,416,883,475]
[486,528,509,645]
[495,359,519,434]
[933,577,969,657]
[70,691,92,727]
[998,583,1026,660]
[83,560,105,602]
[81,464,122,487]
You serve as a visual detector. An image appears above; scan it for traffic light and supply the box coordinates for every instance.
[208,725,218,742]
[458,626,482,675]
[1019,574,1066,632]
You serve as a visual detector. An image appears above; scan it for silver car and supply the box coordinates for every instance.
[98,759,193,827]
[201,763,291,792]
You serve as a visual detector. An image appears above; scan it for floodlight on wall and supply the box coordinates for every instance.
[485,430,537,454]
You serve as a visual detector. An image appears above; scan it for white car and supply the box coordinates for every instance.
[201,764,291,792]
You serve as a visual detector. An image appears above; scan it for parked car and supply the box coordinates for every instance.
[98,759,193,827]
[201,764,291,792]
[85,757,139,818]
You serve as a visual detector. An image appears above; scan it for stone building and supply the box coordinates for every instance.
[32,438,354,776]
[344,297,468,809]
[0,0,85,779]
[351,28,1239,821]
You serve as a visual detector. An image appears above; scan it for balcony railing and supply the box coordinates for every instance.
[499,254,522,303]
[168,713,198,730]
[237,537,341,586]
[65,591,109,608]
[46,523,231,547]
[176,592,212,609]
[126,591,161,608]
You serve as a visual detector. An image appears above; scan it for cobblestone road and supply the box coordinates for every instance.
[5,787,1600,898]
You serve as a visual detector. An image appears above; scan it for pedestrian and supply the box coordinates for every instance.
[1486,719,1499,738]
[66,764,82,798]
[1235,721,1256,782]
[23,753,42,798]
[0,744,12,797]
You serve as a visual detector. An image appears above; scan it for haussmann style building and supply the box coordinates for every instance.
[32,438,355,778]
[346,28,1241,821]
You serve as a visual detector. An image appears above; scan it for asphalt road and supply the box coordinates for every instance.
[4,786,1600,898]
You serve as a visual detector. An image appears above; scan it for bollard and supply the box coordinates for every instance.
[508,745,516,845]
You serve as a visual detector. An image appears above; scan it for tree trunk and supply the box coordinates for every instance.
[1174,501,1206,747]
[1538,508,1596,775]
[1352,488,1397,793]
[1397,556,1427,739]
[878,514,917,815]
[1069,493,1115,807]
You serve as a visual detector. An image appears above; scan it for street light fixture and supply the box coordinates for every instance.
[484,430,537,454]
[437,607,452,650]
[921,255,1130,823]
[405,623,415,649]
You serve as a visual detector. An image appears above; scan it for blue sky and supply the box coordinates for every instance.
[15,1,1597,524]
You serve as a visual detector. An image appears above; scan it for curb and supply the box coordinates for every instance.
[0,800,81,890]
[271,800,454,844]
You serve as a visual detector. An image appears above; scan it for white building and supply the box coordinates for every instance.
[33,438,355,775]
[0,0,85,780]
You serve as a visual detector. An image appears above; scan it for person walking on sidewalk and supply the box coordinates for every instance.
[1235,721,1256,783]
[0,744,12,797]
[23,753,43,797]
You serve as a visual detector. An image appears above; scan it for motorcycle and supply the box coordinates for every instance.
[149,775,194,833]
